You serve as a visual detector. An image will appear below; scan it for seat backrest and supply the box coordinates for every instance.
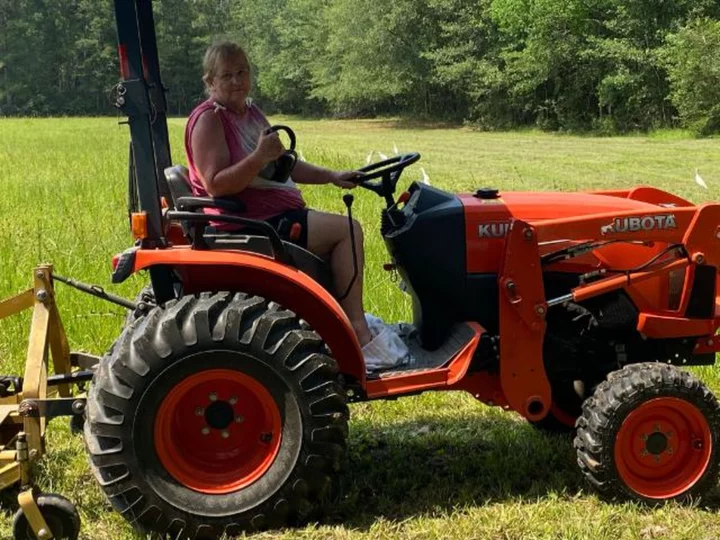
[164,165,193,209]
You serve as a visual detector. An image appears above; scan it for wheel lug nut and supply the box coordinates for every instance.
[201,427,210,435]
[641,434,649,441]
[641,449,649,456]
[235,415,244,423]
[195,407,204,416]
[221,430,230,439]
[655,424,662,432]
[209,392,218,402]
[229,396,238,405]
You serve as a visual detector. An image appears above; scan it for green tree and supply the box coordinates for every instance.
[1,0,720,134]
[423,0,501,124]
[228,0,326,113]
[308,0,435,116]
[664,18,720,135]
[155,0,206,114]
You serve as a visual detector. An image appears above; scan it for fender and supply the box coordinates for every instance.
[125,247,366,385]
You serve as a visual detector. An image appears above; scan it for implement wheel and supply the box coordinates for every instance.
[13,493,80,540]
[85,293,348,539]
[575,363,720,503]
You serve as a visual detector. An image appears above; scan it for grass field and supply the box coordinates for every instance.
[1,117,720,539]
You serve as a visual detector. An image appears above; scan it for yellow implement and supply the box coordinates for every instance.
[0,265,97,540]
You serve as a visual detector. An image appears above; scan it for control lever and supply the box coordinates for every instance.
[338,193,359,301]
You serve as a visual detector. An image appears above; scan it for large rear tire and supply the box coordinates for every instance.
[85,293,348,539]
[575,363,720,503]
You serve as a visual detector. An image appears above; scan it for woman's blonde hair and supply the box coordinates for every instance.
[202,41,249,95]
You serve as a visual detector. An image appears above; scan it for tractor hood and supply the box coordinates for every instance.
[459,188,694,274]
[459,191,667,222]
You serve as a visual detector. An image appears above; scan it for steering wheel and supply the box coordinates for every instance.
[356,153,421,205]
[259,125,298,183]
[266,124,296,151]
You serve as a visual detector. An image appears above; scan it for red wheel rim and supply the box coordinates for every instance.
[154,369,282,494]
[614,397,712,499]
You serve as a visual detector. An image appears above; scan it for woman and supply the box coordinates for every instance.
[185,41,409,369]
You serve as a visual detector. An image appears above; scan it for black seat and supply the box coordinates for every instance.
[164,164,193,204]
[162,165,334,292]
[165,165,247,214]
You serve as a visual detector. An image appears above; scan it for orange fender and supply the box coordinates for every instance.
[129,247,366,385]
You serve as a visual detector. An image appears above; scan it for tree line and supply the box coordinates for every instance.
[1,0,719,134]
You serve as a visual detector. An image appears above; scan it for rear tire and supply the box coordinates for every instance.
[575,363,720,503]
[85,293,348,538]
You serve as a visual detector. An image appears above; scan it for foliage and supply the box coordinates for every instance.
[1,0,720,133]
[663,18,720,136]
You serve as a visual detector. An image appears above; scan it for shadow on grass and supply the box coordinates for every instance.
[323,413,720,529]
[320,413,578,528]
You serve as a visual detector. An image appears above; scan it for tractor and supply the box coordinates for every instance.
[29,0,720,538]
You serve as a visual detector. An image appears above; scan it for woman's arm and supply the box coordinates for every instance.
[191,111,284,197]
[293,161,362,188]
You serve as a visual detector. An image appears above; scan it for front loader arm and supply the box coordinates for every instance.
[533,202,720,356]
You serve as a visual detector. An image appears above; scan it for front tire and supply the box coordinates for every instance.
[575,363,720,503]
[85,293,348,538]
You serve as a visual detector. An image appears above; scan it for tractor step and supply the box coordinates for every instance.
[367,323,476,380]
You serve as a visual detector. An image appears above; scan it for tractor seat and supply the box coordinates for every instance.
[165,165,247,215]
[165,165,193,204]
[163,165,333,293]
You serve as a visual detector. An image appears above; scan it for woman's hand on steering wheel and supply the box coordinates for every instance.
[330,170,363,189]
[351,152,421,199]
[254,130,285,164]
[357,153,420,182]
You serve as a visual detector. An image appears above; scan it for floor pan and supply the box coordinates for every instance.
[367,322,476,380]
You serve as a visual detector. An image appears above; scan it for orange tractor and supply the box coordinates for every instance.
[14,0,720,538]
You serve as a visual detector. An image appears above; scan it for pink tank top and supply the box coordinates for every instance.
[184,99,305,225]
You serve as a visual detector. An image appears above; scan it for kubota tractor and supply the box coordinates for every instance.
[83,1,720,538]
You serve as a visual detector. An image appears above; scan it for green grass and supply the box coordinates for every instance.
[2,117,720,539]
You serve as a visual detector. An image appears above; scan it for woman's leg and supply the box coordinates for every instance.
[306,210,372,345]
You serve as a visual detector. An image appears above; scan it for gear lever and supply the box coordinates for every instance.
[338,193,359,301]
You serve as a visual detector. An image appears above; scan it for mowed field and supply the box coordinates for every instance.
[1,117,720,539]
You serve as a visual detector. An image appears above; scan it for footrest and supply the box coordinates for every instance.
[364,322,483,398]
[367,323,477,380]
